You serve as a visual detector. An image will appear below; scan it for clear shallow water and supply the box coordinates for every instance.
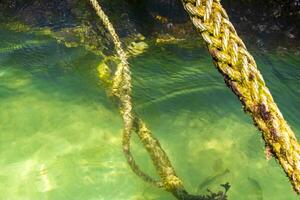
[0,28,299,200]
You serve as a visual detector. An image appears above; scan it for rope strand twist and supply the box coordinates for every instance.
[181,0,300,194]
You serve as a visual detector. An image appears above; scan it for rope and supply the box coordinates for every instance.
[181,0,300,194]
[87,0,161,187]
[88,0,230,199]
[88,0,196,198]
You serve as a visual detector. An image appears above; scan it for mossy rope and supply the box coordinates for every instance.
[88,0,300,199]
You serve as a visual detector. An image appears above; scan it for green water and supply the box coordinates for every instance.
[0,28,300,200]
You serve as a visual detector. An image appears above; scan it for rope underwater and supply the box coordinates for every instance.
[88,0,229,199]
[88,0,300,198]
[181,0,300,194]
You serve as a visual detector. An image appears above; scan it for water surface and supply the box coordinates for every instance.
[0,28,299,200]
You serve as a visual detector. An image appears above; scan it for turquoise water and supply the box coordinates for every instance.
[0,28,299,200]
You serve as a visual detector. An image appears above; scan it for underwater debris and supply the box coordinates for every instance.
[198,169,230,193]
[127,41,149,56]
[173,183,230,200]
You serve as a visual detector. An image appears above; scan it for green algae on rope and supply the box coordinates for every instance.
[181,0,300,194]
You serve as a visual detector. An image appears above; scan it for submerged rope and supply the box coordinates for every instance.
[181,0,300,194]
[87,0,163,187]
[88,1,231,199]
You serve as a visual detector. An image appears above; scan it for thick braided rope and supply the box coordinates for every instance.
[88,0,185,194]
[181,0,300,194]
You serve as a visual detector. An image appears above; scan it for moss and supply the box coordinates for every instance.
[0,22,31,32]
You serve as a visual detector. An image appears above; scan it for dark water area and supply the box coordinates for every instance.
[1,0,299,47]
